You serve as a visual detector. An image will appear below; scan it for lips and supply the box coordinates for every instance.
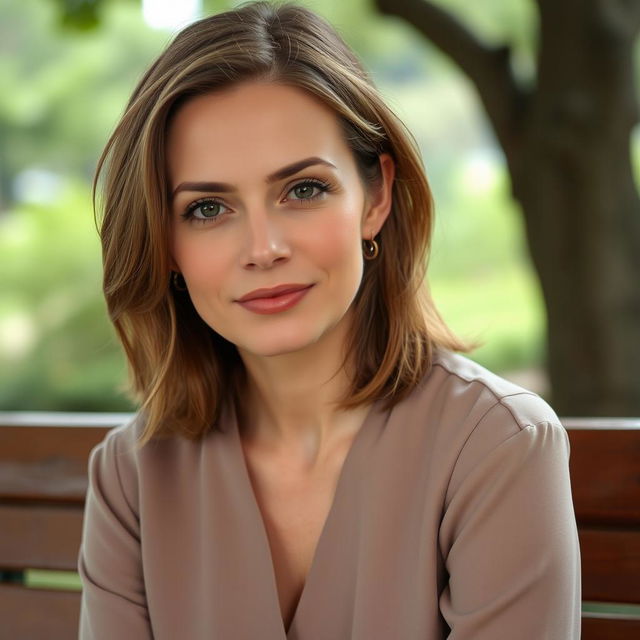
[237,284,312,302]
[235,283,314,314]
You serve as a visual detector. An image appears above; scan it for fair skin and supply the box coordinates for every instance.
[167,80,395,628]
[167,80,395,468]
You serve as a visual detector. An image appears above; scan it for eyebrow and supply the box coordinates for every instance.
[171,156,337,199]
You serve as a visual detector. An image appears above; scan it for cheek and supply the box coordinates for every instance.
[171,230,229,290]
[305,207,364,277]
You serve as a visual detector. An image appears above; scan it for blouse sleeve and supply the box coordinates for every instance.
[438,404,582,639]
[77,426,153,639]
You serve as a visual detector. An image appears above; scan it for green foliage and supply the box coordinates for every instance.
[53,0,103,29]
[428,158,546,373]
[0,0,168,203]
[0,181,133,410]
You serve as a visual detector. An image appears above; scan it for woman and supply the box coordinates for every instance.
[78,2,581,638]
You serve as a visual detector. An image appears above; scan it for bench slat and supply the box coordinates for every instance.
[0,504,84,571]
[566,428,640,525]
[581,614,640,639]
[0,424,111,465]
[579,527,640,602]
[0,460,90,503]
[0,583,81,639]
[0,422,111,502]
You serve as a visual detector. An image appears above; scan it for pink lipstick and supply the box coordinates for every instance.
[236,284,314,314]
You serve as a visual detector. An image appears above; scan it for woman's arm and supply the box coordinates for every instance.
[77,427,153,639]
[439,408,582,639]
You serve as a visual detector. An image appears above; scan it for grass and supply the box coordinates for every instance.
[430,262,546,373]
[24,569,82,591]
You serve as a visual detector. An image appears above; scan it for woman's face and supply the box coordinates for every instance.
[167,81,394,359]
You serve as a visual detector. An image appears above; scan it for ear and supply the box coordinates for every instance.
[168,247,180,273]
[362,153,395,239]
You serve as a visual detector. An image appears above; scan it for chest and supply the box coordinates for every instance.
[241,442,351,631]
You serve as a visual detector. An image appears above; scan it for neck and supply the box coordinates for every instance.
[236,316,369,464]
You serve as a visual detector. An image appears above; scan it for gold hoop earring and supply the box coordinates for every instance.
[172,271,187,291]
[363,238,379,260]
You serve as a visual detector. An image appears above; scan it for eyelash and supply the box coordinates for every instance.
[180,178,336,224]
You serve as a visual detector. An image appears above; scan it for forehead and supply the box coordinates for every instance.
[166,81,350,184]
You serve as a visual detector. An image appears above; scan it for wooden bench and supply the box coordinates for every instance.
[0,413,126,639]
[1,413,639,639]
[562,418,640,639]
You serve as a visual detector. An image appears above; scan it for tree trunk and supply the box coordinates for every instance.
[376,0,640,416]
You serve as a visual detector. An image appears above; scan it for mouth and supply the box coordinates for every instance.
[235,284,314,315]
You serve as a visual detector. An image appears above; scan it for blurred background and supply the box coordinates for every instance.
[1,0,638,415]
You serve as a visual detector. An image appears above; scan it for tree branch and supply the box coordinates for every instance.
[374,0,527,160]
[536,0,640,40]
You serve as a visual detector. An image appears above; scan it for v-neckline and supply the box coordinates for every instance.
[228,399,383,638]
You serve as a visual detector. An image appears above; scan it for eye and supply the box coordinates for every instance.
[182,198,229,222]
[285,179,332,202]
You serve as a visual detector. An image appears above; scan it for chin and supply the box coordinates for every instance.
[240,337,318,358]
[234,326,330,359]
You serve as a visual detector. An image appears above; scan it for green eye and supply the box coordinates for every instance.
[196,202,222,218]
[292,184,317,199]
[183,198,229,222]
[288,179,331,202]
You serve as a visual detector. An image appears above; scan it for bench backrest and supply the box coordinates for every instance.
[1,413,639,639]
[0,413,124,639]
[563,418,640,639]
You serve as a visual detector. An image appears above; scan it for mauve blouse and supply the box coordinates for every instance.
[78,349,582,639]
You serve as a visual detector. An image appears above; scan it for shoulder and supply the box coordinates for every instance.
[87,414,148,508]
[92,413,146,463]
[424,348,562,432]
[88,411,224,498]
[416,350,570,505]
[393,349,567,481]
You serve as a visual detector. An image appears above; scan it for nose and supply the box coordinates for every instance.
[241,208,291,270]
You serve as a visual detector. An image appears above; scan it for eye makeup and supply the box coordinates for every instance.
[179,176,338,225]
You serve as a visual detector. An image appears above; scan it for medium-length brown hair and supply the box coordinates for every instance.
[96,0,470,447]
